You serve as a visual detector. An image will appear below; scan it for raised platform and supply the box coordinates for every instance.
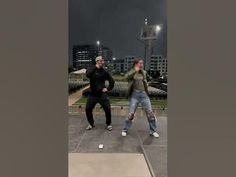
[69,153,152,177]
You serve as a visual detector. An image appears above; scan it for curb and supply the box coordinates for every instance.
[134,128,156,177]
[142,146,156,177]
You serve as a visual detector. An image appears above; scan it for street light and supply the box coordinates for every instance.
[144,18,148,25]
[96,40,101,54]
[156,25,161,32]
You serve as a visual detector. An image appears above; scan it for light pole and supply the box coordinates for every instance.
[140,18,162,72]
[96,40,100,54]
[96,40,103,56]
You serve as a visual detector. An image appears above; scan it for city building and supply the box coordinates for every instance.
[72,45,98,70]
[112,56,136,73]
[112,55,167,77]
[112,58,125,73]
[72,45,113,70]
[101,47,113,65]
[100,46,113,71]
[124,56,136,71]
[150,55,167,76]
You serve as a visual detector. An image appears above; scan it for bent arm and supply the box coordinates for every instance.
[86,66,96,78]
[125,69,136,81]
[106,72,115,91]
[146,72,152,82]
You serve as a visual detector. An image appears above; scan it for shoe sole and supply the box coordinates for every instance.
[86,126,94,130]
[106,126,112,131]
[150,135,159,138]
[121,132,127,137]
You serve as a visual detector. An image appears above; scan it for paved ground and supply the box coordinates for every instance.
[69,153,152,177]
[69,111,167,177]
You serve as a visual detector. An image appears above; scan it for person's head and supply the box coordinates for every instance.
[95,56,105,68]
[133,58,144,69]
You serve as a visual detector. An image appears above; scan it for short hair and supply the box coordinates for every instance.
[95,56,103,62]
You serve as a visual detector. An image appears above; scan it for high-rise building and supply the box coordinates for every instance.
[112,56,138,73]
[101,47,113,65]
[73,45,98,70]
[124,56,136,71]
[112,55,167,76]
[150,55,167,76]
[112,56,144,73]
[72,45,113,70]
[112,58,125,73]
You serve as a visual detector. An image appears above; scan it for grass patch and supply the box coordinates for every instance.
[112,75,126,81]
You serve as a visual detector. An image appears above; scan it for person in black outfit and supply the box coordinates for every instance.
[85,56,115,131]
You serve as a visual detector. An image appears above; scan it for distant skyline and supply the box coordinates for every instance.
[69,0,167,66]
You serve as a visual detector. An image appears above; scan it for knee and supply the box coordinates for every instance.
[85,106,92,113]
[147,111,156,120]
[127,112,135,120]
[103,105,111,111]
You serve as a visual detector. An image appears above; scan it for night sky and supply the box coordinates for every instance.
[69,0,167,65]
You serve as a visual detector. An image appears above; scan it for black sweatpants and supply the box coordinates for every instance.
[85,93,111,126]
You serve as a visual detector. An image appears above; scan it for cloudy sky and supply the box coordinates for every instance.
[69,0,167,64]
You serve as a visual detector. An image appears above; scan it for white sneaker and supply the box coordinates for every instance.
[106,125,113,131]
[121,131,127,137]
[151,132,160,138]
[86,125,94,130]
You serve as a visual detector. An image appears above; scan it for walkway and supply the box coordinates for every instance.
[69,153,152,177]
[68,85,90,106]
[69,112,167,177]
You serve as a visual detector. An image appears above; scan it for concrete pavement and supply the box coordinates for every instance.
[69,153,152,177]
[69,112,167,177]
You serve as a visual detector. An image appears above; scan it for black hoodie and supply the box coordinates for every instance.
[86,66,115,95]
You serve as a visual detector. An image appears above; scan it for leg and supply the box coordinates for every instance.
[99,94,112,126]
[141,94,157,134]
[123,93,139,132]
[85,95,98,126]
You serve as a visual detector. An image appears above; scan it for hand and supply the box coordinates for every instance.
[102,88,108,92]
[96,64,101,69]
[134,66,140,72]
